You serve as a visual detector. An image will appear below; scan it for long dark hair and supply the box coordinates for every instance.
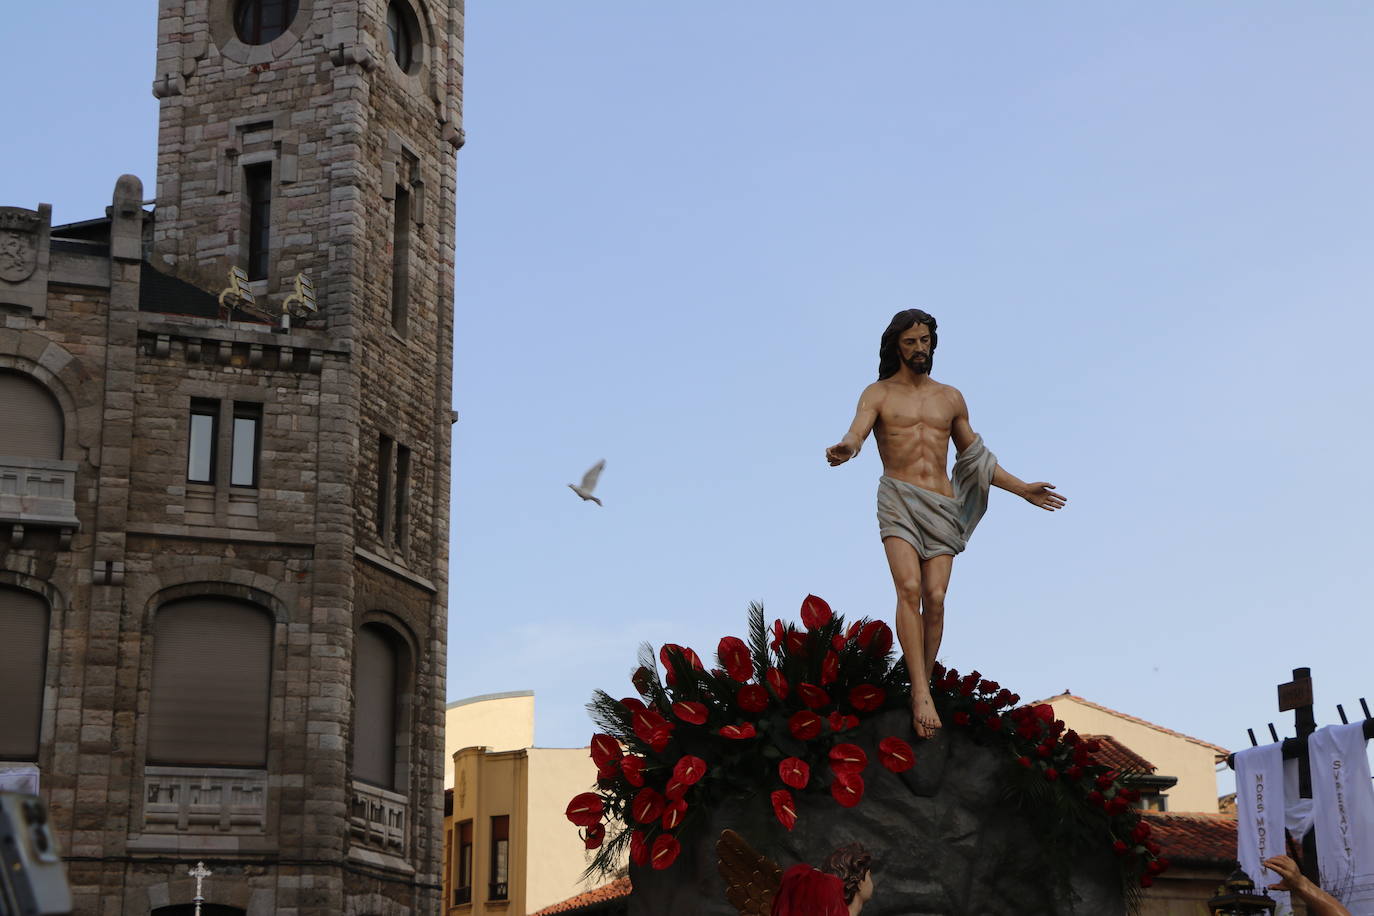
[821,843,873,905]
[877,309,938,380]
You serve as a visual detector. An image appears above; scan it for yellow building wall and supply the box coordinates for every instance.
[524,747,605,914]
[445,691,536,787]
[1046,696,1223,813]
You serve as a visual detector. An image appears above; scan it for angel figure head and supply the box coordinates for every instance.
[770,843,874,916]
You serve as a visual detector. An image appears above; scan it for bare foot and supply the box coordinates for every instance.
[910,691,942,739]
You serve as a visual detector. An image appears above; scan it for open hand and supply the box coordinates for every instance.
[1022,482,1067,511]
[1262,855,1309,894]
[826,442,856,466]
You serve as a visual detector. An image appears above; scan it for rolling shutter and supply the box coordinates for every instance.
[0,371,63,459]
[352,625,398,788]
[0,587,49,759]
[149,598,272,766]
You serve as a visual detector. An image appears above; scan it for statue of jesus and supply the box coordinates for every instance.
[826,309,1067,738]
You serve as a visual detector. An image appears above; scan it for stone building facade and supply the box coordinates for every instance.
[0,0,463,912]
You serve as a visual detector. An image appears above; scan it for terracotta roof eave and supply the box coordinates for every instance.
[1038,693,1230,755]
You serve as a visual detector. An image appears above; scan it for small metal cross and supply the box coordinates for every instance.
[188,861,212,916]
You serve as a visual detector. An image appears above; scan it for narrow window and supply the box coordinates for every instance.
[352,624,399,789]
[455,820,473,905]
[188,398,219,483]
[377,435,393,540]
[390,184,411,334]
[489,815,509,901]
[231,402,262,487]
[0,587,50,760]
[244,162,272,281]
[393,444,411,550]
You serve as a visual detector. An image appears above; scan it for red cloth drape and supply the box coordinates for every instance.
[770,863,848,916]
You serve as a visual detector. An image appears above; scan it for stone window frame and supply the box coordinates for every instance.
[219,115,299,297]
[134,581,288,772]
[208,0,317,66]
[381,136,425,340]
[353,611,418,795]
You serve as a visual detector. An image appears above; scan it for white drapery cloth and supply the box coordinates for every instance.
[1235,742,1293,915]
[1308,723,1374,914]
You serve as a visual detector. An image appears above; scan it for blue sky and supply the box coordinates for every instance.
[4,5,1373,791]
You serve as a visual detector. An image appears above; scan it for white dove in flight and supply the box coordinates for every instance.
[569,459,605,506]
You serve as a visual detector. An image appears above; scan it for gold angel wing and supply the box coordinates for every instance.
[716,828,783,916]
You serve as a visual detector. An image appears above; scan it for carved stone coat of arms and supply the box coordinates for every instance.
[0,208,42,283]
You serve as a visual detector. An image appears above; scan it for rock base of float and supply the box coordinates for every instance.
[628,710,1125,916]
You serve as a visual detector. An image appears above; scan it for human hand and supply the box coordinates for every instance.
[1262,855,1310,894]
[826,442,855,466]
[1021,482,1066,511]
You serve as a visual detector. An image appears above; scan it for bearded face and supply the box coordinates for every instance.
[898,323,933,375]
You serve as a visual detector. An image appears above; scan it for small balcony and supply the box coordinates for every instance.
[0,457,78,546]
[349,780,408,858]
[141,766,269,834]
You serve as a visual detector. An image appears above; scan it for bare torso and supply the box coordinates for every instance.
[869,378,963,496]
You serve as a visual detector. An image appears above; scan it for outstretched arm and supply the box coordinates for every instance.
[952,389,1067,511]
[827,384,883,467]
[1264,855,1351,916]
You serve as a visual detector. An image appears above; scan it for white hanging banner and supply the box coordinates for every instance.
[1308,723,1374,914]
[1235,742,1293,916]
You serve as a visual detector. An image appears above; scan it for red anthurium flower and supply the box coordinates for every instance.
[584,823,606,849]
[841,714,859,730]
[831,771,864,807]
[797,683,830,709]
[978,679,1000,694]
[827,710,848,733]
[820,651,840,686]
[789,710,822,741]
[1017,756,1032,768]
[620,697,647,714]
[596,760,620,781]
[651,833,681,870]
[848,684,886,712]
[673,755,706,786]
[719,722,757,740]
[879,737,915,773]
[771,619,785,652]
[632,666,655,696]
[737,684,769,714]
[664,778,688,800]
[857,620,893,655]
[972,700,992,717]
[672,701,708,725]
[785,629,809,656]
[1087,790,1104,807]
[621,756,645,786]
[846,620,863,640]
[565,792,604,827]
[632,787,666,824]
[1131,821,1152,842]
[828,743,868,775]
[661,798,688,831]
[771,789,798,830]
[1033,704,1055,723]
[831,634,847,651]
[1096,773,1116,790]
[632,708,674,751]
[766,668,789,700]
[779,757,810,789]
[800,594,833,630]
[660,643,704,686]
[1044,767,1059,781]
[1155,856,1169,871]
[1112,840,1128,855]
[590,734,622,767]
[718,636,753,682]
[985,715,1003,732]
[1147,841,1162,856]
[630,829,649,867]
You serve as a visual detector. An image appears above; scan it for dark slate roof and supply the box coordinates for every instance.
[138,262,228,319]
[50,216,111,243]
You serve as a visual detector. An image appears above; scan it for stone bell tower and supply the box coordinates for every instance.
[132,0,462,912]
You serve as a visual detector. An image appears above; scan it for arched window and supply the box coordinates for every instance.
[353,623,403,789]
[0,586,49,760]
[233,0,299,45]
[386,1,419,73]
[149,598,273,767]
[0,371,63,459]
